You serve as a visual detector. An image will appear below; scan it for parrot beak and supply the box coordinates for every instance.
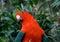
[16,15,23,22]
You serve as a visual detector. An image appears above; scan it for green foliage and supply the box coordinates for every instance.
[0,0,60,42]
[0,10,21,42]
[51,0,60,7]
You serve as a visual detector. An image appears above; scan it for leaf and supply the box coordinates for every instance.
[33,0,38,5]
[12,1,18,6]
[13,9,19,19]
[21,4,24,10]
[51,0,60,7]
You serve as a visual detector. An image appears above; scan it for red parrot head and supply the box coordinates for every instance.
[15,10,33,24]
[15,10,24,22]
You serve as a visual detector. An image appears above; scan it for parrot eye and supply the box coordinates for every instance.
[21,10,24,14]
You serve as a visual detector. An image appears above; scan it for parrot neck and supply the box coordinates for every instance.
[21,17,37,27]
[21,21,29,26]
[21,18,32,27]
[20,12,37,27]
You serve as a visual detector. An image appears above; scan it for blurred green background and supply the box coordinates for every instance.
[0,0,60,42]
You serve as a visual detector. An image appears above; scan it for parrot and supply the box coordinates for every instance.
[14,10,46,42]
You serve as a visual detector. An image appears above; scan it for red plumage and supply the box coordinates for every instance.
[16,10,45,42]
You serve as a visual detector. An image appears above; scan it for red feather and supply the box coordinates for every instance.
[16,10,45,42]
